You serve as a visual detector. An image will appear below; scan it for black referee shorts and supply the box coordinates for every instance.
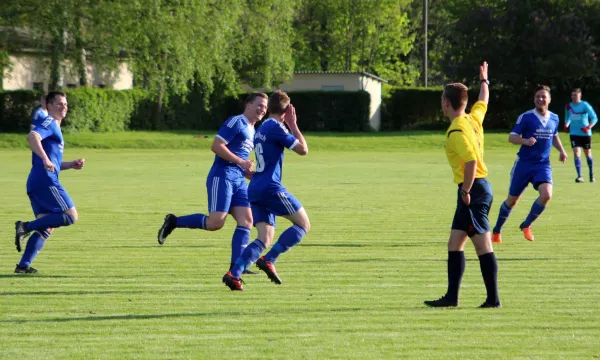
[451,178,493,237]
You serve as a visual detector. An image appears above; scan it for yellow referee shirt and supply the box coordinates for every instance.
[445,101,488,184]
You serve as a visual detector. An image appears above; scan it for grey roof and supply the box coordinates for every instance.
[293,71,387,83]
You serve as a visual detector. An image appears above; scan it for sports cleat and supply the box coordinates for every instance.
[222,272,244,291]
[256,256,282,284]
[575,177,585,183]
[157,214,177,245]
[520,223,534,241]
[590,176,596,183]
[479,301,502,308]
[424,296,458,308]
[15,221,29,252]
[492,232,502,243]
[14,264,38,274]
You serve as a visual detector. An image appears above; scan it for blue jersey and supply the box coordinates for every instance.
[31,106,48,122]
[209,114,255,179]
[27,115,65,190]
[249,118,299,194]
[565,101,597,136]
[511,109,559,164]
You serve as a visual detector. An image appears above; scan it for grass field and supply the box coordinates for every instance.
[1,132,599,359]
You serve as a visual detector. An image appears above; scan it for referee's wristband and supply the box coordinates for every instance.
[460,189,470,196]
[481,79,490,85]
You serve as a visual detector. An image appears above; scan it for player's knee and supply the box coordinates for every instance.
[296,218,311,233]
[539,193,552,205]
[206,217,226,231]
[66,213,78,224]
[236,216,252,229]
[505,197,518,208]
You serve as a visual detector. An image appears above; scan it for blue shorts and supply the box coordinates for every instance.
[206,175,249,214]
[451,178,493,237]
[509,159,552,196]
[28,184,75,216]
[250,190,303,227]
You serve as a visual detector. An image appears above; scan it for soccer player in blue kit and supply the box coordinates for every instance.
[491,85,568,243]
[564,88,598,183]
[31,94,47,122]
[13,91,85,274]
[157,93,268,274]
[223,90,310,291]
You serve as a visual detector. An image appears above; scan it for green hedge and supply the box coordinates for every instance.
[382,87,600,131]
[0,88,372,133]
[0,88,154,133]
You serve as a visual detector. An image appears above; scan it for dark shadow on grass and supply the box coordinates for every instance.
[300,244,366,248]
[497,257,553,261]
[0,275,73,279]
[105,245,214,249]
[0,307,363,324]
[0,289,198,297]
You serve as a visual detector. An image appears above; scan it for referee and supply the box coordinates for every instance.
[424,61,501,308]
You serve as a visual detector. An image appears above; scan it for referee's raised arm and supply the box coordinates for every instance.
[479,61,489,104]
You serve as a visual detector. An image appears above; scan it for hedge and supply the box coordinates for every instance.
[0,89,371,133]
[381,87,600,131]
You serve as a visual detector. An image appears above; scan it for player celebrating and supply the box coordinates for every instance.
[13,91,85,274]
[564,88,598,183]
[157,93,268,274]
[223,90,310,291]
[492,85,568,243]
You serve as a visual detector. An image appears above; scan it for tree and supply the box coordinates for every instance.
[293,0,416,85]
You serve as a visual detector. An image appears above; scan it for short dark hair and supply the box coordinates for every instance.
[46,91,66,105]
[245,92,268,105]
[268,90,290,115]
[442,83,468,111]
[535,85,551,96]
[572,88,582,94]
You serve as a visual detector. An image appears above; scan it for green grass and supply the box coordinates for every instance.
[1,130,582,151]
[0,133,599,359]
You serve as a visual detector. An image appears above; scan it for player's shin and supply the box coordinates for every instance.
[230,239,266,278]
[18,230,50,267]
[263,225,306,264]
[478,252,500,305]
[492,202,512,233]
[575,157,583,177]
[522,199,546,227]
[176,214,207,229]
[231,226,251,264]
[446,251,465,303]
[26,213,74,232]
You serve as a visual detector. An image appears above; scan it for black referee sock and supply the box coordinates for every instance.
[446,251,465,302]
[478,252,500,305]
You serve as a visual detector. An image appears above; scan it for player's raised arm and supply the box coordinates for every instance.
[285,104,308,156]
[478,61,489,105]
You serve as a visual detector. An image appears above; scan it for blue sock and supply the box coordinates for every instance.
[522,199,546,227]
[230,239,265,278]
[176,214,207,229]
[586,156,594,176]
[264,225,306,264]
[492,202,512,233]
[18,231,48,267]
[231,226,251,264]
[26,213,73,232]
[575,157,582,177]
